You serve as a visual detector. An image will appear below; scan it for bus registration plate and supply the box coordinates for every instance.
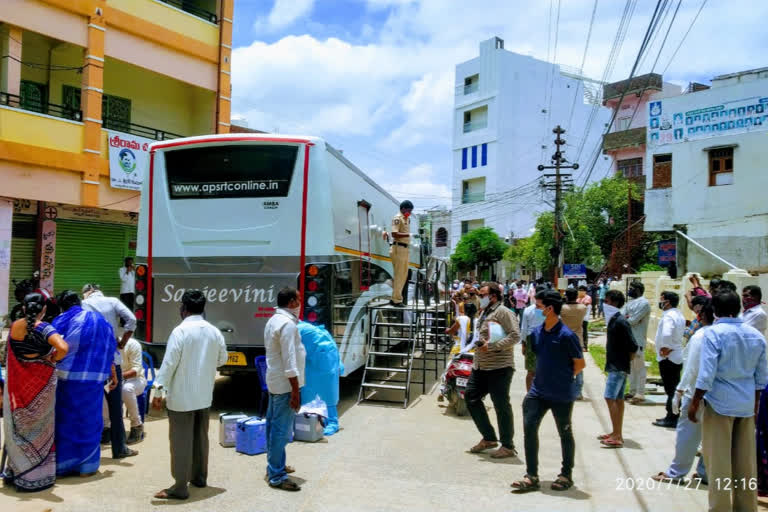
[227,352,248,366]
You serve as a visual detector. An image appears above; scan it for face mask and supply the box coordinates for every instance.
[480,296,490,309]
[603,304,620,319]
[658,301,667,310]
[743,298,760,310]
[534,308,545,320]
[403,211,411,218]
[288,306,301,317]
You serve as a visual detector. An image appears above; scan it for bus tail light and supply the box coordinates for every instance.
[135,263,148,340]
[303,264,331,329]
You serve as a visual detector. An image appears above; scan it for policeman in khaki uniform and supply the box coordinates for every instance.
[389,200,413,307]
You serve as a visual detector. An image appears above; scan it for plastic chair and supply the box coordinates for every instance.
[255,356,268,418]
[138,351,156,422]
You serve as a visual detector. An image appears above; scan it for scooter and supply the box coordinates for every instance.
[444,352,474,416]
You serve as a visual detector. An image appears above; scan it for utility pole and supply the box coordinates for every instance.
[538,125,578,285]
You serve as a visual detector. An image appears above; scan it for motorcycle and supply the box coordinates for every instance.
[9,272,59,323]
[444,352,474,416]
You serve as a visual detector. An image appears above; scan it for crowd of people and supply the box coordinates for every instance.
[446,274,768,511]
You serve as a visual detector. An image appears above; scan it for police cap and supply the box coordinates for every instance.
[400,200,414,210]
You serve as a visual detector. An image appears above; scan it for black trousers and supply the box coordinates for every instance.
[465,366,515,449]
[106,364,128,457]
[582,320,589,349]
[523,395,575,479]
[119,293,135,311]
[659,359,683,420]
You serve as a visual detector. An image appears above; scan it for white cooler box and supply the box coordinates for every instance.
[219,412,248,447]
[294,413,325,442]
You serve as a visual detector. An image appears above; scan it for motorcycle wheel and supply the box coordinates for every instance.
[454,396,468,417]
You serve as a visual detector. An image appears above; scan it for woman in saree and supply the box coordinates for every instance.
[52,291,116,477]
[3,292,68,492]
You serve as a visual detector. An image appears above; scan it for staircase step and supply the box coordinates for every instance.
[365,366,408,373]
[361,382,407,390]
[369,351,409,357]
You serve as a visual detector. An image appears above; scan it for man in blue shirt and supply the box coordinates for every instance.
[689,290,768,512]
[512,290,585,493]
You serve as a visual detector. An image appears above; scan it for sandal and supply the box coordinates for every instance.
[596,433,612,440]
[600,438,624,448]
[154,489,188,500]
[470,440,499,453]
[511,474,540,493]
[269,478,301,492]
[651,472,685,484]
[551,475,574,491]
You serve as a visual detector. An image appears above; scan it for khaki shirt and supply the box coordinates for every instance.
[560,303,588,345]
[391,212,410,245]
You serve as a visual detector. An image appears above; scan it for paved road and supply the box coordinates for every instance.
[0,339,709,512]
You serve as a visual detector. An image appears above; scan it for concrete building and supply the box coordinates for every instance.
[0,0,233,318]
[450,36,610,250]
[643,67,768,274]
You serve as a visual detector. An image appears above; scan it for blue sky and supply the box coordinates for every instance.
[230,0,768,210]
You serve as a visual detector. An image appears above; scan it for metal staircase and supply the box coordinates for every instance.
[357,258,451,408]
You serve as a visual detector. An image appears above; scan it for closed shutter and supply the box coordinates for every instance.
[7,216,38,310]
[55,221,138,298]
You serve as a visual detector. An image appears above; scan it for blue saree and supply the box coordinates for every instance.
[52,306,115,476]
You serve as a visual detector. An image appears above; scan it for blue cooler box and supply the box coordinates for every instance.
[235,417,267,455]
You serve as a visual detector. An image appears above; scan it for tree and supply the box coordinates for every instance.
[451,227,507,276]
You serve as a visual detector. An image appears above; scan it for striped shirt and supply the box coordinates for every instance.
[696,318,768,417]
[154,315,228,412]
[474,302,520,370]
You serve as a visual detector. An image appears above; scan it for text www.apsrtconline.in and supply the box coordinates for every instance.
[171,180,280,196]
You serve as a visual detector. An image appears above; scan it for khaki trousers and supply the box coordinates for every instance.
[390,245,409,303]
[701,404,757,512]
[167,408,210,498]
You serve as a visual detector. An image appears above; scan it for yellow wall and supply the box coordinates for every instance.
[104,57,215,137]
[0,108,83,153]
[107,0,219,47]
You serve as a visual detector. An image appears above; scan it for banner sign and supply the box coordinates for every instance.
[657,239,676,264]
[648,96,768,147]
[40,220,56,292]
[108,131,153,191]
[563,264,587,279]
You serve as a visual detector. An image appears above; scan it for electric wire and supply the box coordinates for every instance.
[662,0,709,74]
[565,0,600,135]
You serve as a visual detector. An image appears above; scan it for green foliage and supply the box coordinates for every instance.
[639,263,664,272]
[451,227,507,272]
[504,176,655,273]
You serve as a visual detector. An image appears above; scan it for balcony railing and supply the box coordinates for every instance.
[463,120,488,133]
[104,117,184,141]
[602,126,647,152]
[158,0,218,23]
[464,82,479,95]
[462,192,485,204]
[0,91,82,122]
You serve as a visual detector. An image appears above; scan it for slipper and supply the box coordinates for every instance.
[269,479,301,492]
[489,446,517,459]
[286,466,296,474]
[470,440,499,453]
[154,489,188,500]
[650,472,684,484]
[600,438,623,448]
[596,434,612,440]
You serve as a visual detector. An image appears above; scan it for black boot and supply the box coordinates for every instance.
[126,425,144,445]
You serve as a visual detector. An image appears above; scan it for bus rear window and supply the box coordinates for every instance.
[165,145,299,199]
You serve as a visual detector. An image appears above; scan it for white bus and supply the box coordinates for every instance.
[135,134,420,376]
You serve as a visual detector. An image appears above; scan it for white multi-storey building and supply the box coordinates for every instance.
[450,37,611,249]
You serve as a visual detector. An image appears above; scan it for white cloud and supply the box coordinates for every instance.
[254,0,314,32]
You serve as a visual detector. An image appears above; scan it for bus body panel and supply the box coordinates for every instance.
[136,134,419,375]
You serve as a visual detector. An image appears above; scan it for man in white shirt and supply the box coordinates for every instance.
[122,338,146,444]
[653,291,686,428]
[82,284,138,459]
[742,285,767,337]
[624,282,651,404]
[118,257,136,310]
[151,290,228,500]
[263,287,306,492]
[520,285,547,391]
